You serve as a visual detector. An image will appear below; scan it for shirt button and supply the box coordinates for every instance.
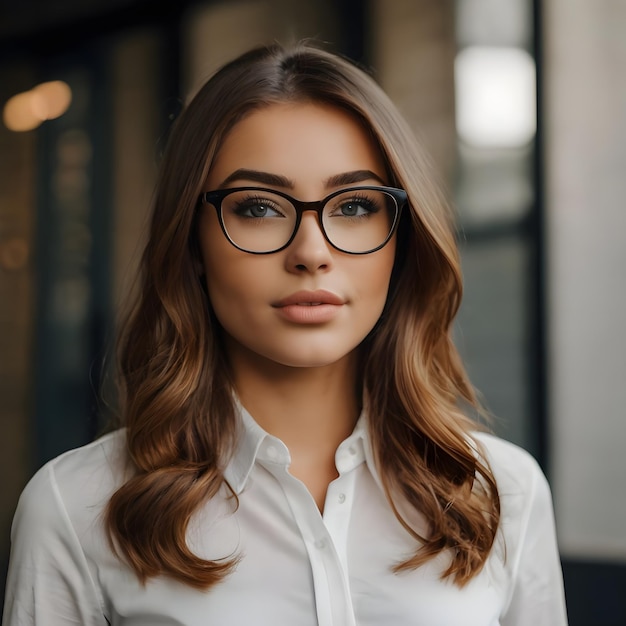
[266,445,278,459]
[338,493,346,504]
[348,445,357,455]
[315,538,327,550]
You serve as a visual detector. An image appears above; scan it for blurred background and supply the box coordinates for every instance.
[1,0,624,623]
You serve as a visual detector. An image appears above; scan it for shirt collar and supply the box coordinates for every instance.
[223,398,384,495]
[222,400,271,494]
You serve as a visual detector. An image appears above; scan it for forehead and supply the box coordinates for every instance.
[206,102,387,191]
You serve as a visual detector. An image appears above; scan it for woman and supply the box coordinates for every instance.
[3,42,568,625]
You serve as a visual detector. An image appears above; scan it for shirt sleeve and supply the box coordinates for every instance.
[501,464,569,626]
[2,462,107,626]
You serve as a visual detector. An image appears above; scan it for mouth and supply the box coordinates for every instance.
[272,290,345,324]
[272,290,345,308]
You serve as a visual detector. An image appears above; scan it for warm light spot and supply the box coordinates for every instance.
[455,46,536,148]
[33,81,72,120]
[2,80,72,132]
[3,91,42,131]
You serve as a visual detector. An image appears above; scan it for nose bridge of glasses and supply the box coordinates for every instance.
[281,198,338,256]
[292,198,326,217]
[292,201,328,242]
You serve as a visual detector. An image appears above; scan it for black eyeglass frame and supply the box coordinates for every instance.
[198,185,408,255]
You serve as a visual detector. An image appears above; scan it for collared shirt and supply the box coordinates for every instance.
[3,405,568,625]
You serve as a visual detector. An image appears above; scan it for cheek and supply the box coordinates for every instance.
[360,244,396,305]
[202,252,273,330]
[203,270,253,343]
[204,262,253,310]
[198,216,251,311]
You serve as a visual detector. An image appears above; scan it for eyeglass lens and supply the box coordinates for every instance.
[218,188,397,253]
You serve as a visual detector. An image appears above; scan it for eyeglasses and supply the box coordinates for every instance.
[198,185,407,255]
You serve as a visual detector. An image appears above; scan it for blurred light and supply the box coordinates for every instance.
[33,81,73,120]
[455,46,536,148]
[3,81,72,132]
[2,92,42,131]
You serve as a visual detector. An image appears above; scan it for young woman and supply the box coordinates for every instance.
[3,42,568,625]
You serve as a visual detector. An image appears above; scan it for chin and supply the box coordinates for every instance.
[261,342,358,369]
[272,352,351,369]
[223,330,361,372]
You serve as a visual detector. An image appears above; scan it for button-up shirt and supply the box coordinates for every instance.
[3,404,568,625]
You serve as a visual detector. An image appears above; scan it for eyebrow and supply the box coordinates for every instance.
[326,170,386,187]
[217,168,386,189]
[219,169,294,188]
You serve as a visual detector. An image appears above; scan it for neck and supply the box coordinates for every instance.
[226,340,361,511]
[231,349,360,454]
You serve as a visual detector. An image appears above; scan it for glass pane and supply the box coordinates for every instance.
[454,236,536,454]
[456,143,534,227]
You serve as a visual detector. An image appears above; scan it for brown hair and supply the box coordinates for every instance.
[106,41,499,588]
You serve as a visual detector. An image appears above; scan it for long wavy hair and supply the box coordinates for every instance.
[106,41,499,589]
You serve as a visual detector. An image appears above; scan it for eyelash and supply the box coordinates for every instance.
[332,194,381,216]
[233,195,285,217]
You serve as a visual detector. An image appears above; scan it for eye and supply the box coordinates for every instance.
[234,196,285,218]
[332,195,381,218]
[339,201,368,217]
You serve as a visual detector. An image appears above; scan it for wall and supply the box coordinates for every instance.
[371,0,456,181]
[545,0,626,561]
[0,61,37,601]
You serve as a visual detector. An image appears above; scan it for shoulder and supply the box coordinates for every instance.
[26,428,128,494]
[472,432,557,566]
[472,431,547,498]
[471,436,567,622]
[15,429,129,533]
[50,428,129,485]
[471,432,555,552]
[5,432,127,625]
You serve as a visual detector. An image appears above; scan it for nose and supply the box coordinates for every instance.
[284,211,334,273]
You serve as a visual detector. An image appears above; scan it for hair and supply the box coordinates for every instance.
[106,41,499,589]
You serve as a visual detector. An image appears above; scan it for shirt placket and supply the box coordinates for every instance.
[258,437,360,626]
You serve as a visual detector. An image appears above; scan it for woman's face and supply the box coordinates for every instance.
[197,101,396,370]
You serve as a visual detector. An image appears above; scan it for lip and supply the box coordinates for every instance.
[272,290,345,324]
[272,290,345,307]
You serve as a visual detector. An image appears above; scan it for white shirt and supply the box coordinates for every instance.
[3,405,568,625]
